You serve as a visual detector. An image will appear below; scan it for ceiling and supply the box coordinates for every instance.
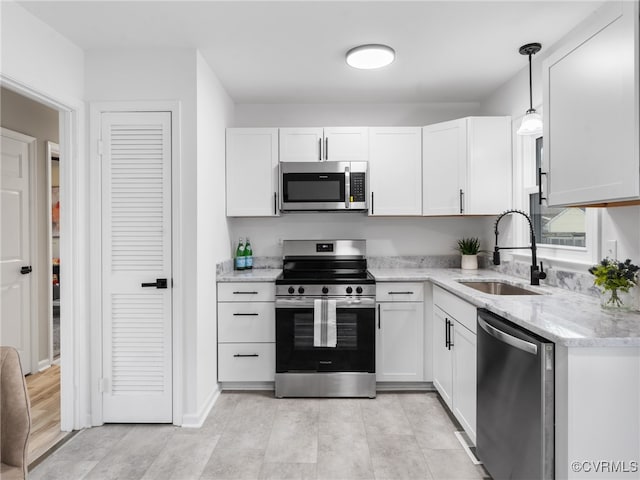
[17,1,603,104]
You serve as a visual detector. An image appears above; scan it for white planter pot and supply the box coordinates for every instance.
[461,254,478,270]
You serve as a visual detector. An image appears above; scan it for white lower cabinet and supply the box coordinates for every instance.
[218,343,275,382]
[432,285,477,444]
[452,320,476,443]
[376,283,425,382]
[217,282,275,383]
[432,305,454,406]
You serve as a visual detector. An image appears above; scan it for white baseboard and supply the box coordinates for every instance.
[38,359,52,372]
[181,386,221,428]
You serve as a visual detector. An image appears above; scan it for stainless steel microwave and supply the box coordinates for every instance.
[279,161,368,212]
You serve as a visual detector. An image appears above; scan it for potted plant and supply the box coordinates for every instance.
[457,237,481,270]
[588,258,639,311]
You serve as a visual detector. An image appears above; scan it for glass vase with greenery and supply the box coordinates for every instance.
[588,258,639,310]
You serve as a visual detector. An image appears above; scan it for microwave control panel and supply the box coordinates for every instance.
[350,173,366,202]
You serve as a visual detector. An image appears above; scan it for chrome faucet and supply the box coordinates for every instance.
[493,209,547,286]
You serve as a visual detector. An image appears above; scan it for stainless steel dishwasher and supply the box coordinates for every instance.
[476,308,554,480]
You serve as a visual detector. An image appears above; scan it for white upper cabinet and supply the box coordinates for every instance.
[279,127,368,162]
[422,117,511,216]
[226,128,279,217]
[369,127,422,216]
[543,1,639,207]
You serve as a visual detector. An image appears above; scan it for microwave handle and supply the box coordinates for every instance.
[345,166,350,209]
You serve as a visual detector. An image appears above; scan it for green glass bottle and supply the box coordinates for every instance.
[244,237,253,270]
[235,237,246,270]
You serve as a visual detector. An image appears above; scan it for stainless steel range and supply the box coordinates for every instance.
[275,240,376,398]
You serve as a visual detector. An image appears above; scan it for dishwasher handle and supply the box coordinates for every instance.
[478,316,537,355]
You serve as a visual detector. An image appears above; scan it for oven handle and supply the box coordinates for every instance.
[275,297,375,309]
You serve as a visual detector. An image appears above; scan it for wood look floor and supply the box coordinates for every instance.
[30,391,491,480]
[25,365,70,464]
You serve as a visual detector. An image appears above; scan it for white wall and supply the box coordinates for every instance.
[1,87,59,366]
[85,47,204,423]
[195,52,234,415]
[231,102,495,259]
[0,1,84,106]
[234,102,481,128]
[1,0,86,430]
[230,214,495,260]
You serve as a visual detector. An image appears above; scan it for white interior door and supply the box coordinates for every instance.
[1,128,35,374]
[101,112,172,423]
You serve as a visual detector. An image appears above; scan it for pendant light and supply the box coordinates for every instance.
[517,42,543,136]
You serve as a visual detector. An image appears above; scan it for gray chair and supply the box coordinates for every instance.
[0,346,31,479]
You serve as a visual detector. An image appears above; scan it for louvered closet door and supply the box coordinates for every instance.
[101,112,172,423]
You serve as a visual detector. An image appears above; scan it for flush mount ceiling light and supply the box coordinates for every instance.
[517,42,543,136]
[346,44,395,69]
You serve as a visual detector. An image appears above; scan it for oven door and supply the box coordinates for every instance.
[275,297,375,373]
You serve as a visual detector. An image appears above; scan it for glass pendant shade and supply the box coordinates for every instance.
[517,42,543,136]
[346,44,395,69]
[517,109,543,136]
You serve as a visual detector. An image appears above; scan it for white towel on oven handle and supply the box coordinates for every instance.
[313,298,337,348]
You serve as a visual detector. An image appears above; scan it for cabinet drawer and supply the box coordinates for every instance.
[218,343,275,382]
[218,302,275,343]
[433,285,477,333]
[376,282,424,302]
[218,282,275,302]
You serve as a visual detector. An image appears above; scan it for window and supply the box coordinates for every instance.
[514,127,599,267]
[529,137,586,247]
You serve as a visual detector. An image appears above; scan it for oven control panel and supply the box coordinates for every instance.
[276,284,376,297]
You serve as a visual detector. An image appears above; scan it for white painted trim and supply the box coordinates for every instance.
[181,386,221,428]
[1,127,38,375]
[46,141,60,366]
[38,359,52,372]
[2,73,83,432]
[88,100,183,427]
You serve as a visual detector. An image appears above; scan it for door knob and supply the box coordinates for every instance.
[141,278,168,289]
[20,266,32,275]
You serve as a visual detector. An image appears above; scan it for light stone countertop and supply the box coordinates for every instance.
[370,268,640,348]
[217,268,282,282]
[216,267,640,347]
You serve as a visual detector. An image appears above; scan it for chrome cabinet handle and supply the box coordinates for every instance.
[325,137,328,160]
[388,291,414,295]
[233,353,259,358]
[459,189,464,214]
[232,291,258,295]
[377,304,381,329]
[318,138,322,161]
[274,192,278,215]
[232,313,259,316]
[371,191,374,215]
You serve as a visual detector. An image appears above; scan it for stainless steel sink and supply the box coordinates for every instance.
[458,281,541,296]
